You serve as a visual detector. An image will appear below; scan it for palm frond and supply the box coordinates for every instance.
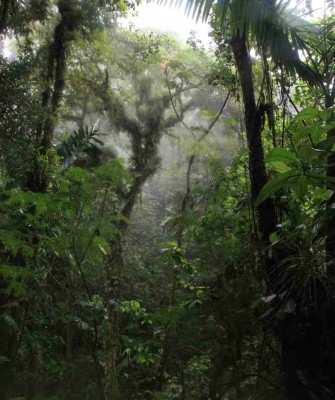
[183,0,216,23]
[158,0,319,84]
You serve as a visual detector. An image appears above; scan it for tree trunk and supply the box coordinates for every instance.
[229,32,335,400]
[325,90,335,279]
[103,315,121,400]
[24,0,76,192]
[230,34,277,268]
[0,0,10,35]
[103,242,123,400]
[326,127,335,279]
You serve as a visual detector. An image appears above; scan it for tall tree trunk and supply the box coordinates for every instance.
[24,0,76,192]
[230,33,335,400]
[326,127,335,279]
[230,34,277,262]
[0,2,79,396]
[103,241,123,400]
[102,176,152,399]
[325,92,335,279]
[229,33,306,400]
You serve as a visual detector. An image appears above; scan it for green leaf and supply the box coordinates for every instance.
[295,125,325,143]
[269,232,279,244]
[267,148,300,165]
[293,107,319,122]
[269,161,292,173]
[257,170,300,204]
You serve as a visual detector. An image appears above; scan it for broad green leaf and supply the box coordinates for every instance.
[293,107,319,122]
[267,148,300,165]
[257,170,300,204]
[294,125,325,143]
[269,161,292,173]
[269,232,279,244]
[130,300,141,309]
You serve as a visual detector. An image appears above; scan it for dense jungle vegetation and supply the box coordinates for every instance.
[1,0,335,399]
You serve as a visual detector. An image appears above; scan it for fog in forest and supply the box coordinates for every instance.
[1,1,335,399]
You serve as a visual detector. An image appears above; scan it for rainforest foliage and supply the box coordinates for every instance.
[1,0,335,399]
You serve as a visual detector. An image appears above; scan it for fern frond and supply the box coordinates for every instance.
[56,126,104,160]
[208,158,227,186]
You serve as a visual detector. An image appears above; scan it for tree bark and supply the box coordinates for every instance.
[230,33,324,400]
[230,34,277,268]
[326,127,335,279]
[229,32,335,400]
[325,90,335,279]
[25,1,76,192]
[0,0,10,35]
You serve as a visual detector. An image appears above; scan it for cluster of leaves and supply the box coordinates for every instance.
[258,107,335,242]
[0,159,130,398]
